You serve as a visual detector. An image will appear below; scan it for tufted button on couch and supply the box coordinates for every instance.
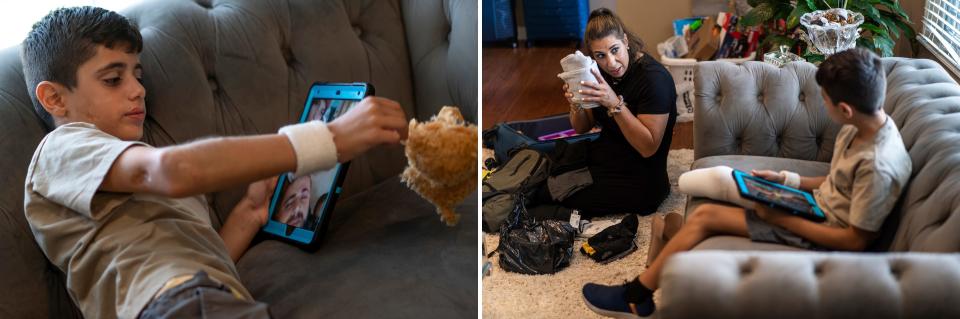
[658,59,960,318]
[0,0,477,317]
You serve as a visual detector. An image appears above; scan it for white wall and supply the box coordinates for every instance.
[0,1,146,49]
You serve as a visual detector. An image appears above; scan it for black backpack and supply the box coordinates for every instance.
[481,148,551,231]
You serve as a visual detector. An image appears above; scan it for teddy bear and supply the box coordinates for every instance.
[401,106,477,226]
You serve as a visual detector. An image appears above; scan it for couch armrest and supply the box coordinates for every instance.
[659,251,960,319]
[401,0,477,123]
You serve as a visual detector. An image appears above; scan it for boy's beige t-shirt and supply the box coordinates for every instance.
[815,115,912,232]
[23,122,251,319]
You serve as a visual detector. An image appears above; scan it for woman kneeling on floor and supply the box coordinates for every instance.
[533,8,678,218]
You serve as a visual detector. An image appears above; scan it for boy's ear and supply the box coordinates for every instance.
[35,81,68,118]
[836,101,855,120]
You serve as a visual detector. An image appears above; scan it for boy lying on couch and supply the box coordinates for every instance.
[21,7,407,319]
[581,48,913,318]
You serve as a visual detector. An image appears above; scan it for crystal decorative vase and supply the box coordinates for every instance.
[764,45,805,68]
[800,8,864,56]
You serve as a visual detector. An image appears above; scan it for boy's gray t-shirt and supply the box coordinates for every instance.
[814,115,912,232]
[23,122,251,319]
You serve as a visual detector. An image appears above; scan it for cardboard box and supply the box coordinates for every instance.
[684,17,719,60]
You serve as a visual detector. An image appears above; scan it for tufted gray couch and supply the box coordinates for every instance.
[0,0,477,318]
[657,59,960,318]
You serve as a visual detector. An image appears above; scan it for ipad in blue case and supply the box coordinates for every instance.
[732,169,826,222]
[261,82,374,248]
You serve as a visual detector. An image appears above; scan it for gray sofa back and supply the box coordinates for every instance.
[0,0,476,317]
[694,61,840,162]
[694,59,960,253]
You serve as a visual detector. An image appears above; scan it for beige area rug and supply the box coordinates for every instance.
[482,149,694,318]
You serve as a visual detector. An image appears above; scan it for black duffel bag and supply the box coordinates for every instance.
[496,193,576,275]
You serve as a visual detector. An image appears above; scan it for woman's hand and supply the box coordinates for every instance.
[579,68,620,110]
[751,169,785,184]
[562,83,578,106]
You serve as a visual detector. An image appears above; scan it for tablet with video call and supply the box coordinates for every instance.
[261,82,374,247]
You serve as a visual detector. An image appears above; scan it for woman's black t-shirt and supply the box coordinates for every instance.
[587,53,677,196]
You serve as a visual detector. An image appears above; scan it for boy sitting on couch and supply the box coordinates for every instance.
[21,7,408,319]
[581,48,913,318]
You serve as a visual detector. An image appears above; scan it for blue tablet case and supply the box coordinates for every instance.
[261,82,373,248]
[732,169,826,222]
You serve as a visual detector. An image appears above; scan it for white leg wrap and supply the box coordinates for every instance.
[678,165,754,208]
[278,121,338,178]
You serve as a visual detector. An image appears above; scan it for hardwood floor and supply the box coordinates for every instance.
[482,45,694,150]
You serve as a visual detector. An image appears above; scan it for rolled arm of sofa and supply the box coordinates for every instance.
[401,0,478,123]
[658,251,960,319]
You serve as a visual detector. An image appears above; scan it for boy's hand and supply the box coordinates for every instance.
[327,97,408,162]
[751,169,785,184]
[232,176,278,227]
[220,176,277,262]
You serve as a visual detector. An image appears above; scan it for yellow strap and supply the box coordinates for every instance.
[582,242,596,255]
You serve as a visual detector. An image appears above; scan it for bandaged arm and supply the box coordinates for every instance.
[100,122,337,198]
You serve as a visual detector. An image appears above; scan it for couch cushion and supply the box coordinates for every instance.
[684,155,830,251]
[0,47,82,318]
[236,177,476,318]
[694,61,841,162]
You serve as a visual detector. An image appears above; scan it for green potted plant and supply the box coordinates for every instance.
[740,0,917,63]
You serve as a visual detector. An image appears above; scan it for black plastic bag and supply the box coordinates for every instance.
[580,215,639,264]
[497,193,576,275]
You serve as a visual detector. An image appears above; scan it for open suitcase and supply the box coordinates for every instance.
[482,113,599,164]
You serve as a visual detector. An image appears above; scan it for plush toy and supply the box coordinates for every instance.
[401,106,478,226]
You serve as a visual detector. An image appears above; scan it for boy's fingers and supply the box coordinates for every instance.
[378,113,408,132]
[267,176,278,191]
[376,129,402,144]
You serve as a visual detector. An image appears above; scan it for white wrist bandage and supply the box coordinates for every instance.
[278,121,338,178]
[780,170,801,188]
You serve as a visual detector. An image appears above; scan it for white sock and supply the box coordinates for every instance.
[678,166,754,208]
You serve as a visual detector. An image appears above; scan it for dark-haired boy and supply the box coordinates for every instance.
[22,6,407,319]
[582,48,913,318]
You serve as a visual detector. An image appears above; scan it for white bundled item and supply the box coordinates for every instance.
[557,51,602,109]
